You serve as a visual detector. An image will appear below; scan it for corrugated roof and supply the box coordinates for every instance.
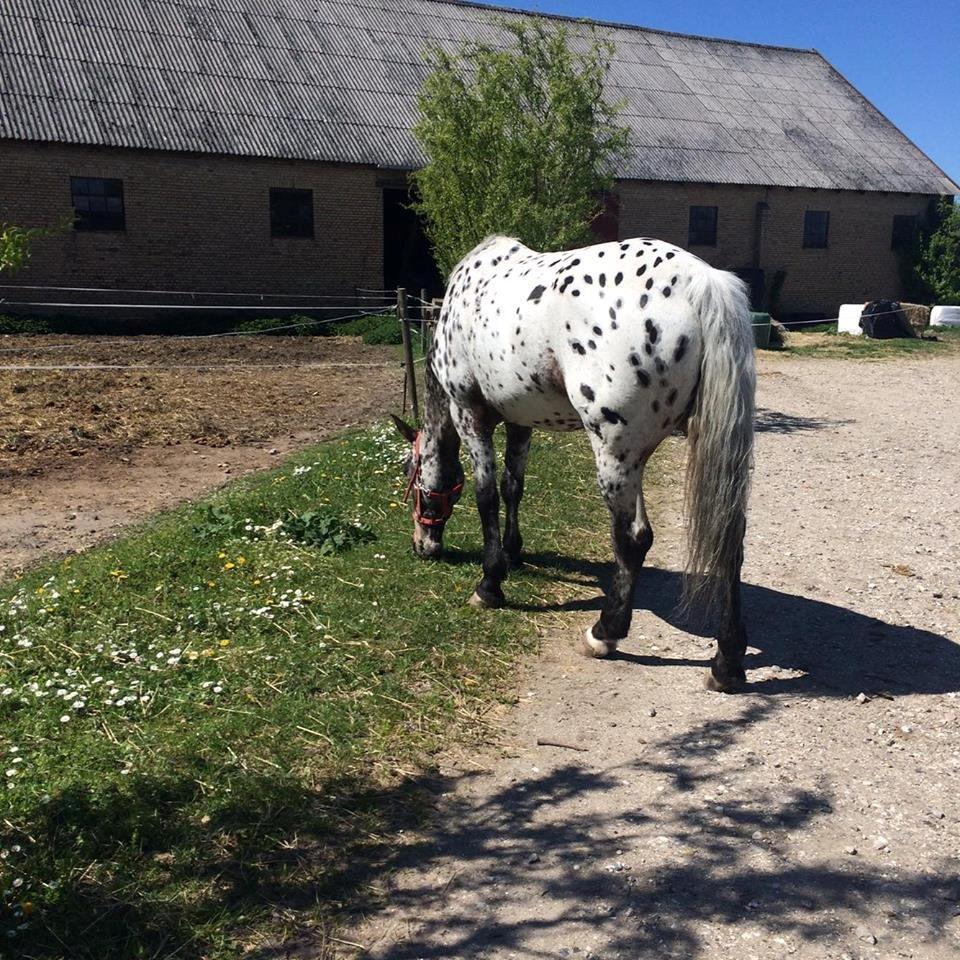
[0,0,956,193]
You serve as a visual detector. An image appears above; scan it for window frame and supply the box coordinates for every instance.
[269,187,315,239]
[688,205,718,247]
[71,176,126,232]
[802,210,830,249]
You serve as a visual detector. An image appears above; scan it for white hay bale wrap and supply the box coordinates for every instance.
[838,303,867,336]
[931,305,960,327]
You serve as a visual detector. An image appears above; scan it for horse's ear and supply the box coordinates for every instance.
[391,414,417,443]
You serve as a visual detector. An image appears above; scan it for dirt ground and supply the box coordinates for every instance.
[0,334,403,576]
[344,352,960,960]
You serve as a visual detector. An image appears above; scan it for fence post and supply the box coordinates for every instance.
[398,287,419,423]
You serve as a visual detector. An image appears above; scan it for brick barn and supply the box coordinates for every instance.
[0,0,956,319]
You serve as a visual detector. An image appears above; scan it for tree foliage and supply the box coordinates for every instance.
[411,19,631,277]
[917,199,960,304]
[0,223,40,275]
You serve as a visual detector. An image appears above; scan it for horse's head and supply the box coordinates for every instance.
[392,414,464,559]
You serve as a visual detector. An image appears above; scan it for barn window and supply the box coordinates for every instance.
[270,188,314,238]
[71,177,125,231]
[891,214,919,252]
[802,210,830,248]
[688,206,718,246]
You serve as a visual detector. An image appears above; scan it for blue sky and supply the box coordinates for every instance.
[506,0,960,187]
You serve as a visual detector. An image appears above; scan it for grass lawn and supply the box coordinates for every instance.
[0,422,673,958]
[779,324,960,359]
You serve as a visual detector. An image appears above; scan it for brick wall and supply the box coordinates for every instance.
[0,137,940,319]
[617,180,936,316]
[0,140,384,301]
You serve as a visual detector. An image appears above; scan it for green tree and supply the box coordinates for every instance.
[411,19,631,277]
[917,199,960,304]
[0,223,41,275]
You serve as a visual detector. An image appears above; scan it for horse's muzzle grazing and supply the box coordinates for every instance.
[412,522,444,559]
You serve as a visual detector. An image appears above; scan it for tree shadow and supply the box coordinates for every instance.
[323,700,959,959]
[515,565,960,698]
[755,407,853,434]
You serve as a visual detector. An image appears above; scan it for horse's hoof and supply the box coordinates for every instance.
[579,627,616,659]
[704,670,746,693]
[468,589,504,609]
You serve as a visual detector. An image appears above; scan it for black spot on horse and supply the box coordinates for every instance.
[599,273,606,287]
[609,307,616,320]
[674,335,688,362]
[666,251,675,259]
[615,272,623,285]
[645,318,659,343]
[528,284,546,301]
[654,256,663,267]
[570,340,586,355]
[652,400,660,413]
[663,287,671,298]
[667,388,678,406]
[645,278,654,290]
[580,383,595,402]
[636,368,651,387]
[671,275,678,285]
[592,326,603,336]
[655,357,667,375]
[644,343,653,356]
[629,352,641,366]
[588,340,597,350]
[637,264,646,277]
[584,275,593,284]
[601,407,627,425]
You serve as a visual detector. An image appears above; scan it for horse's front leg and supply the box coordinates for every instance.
[454,408,508,608]
[501,423,532,565]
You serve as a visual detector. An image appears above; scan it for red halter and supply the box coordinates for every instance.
[403,431,464,527]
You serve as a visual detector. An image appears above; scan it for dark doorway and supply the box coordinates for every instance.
[382,188,444,298]
[730,266,766,311]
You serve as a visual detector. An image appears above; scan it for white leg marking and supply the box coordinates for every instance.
[579,626,616,658]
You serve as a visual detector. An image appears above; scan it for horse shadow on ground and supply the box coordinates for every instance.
[754,407,854,434]
[510,556,960,699]
[259,700,960,959]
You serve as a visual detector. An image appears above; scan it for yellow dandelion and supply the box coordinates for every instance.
[186,650,199,661]
[201,648,215,657]
[206,580,217,588]
[252,578,261,586]
[219,639,231,648]
[236,556,246,566]
[217,552,227,559]
[109,569,128,580]
[223,561,235,571]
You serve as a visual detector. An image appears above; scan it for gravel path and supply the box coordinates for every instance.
[346,353,960,960]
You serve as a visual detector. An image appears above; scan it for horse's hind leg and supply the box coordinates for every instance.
[582,460,654,658]
[706,520,748,692]
[501,423,532,565]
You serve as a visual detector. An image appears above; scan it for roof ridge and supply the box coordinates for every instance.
[418,0,819,55]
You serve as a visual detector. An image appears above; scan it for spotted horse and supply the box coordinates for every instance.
[393,235,756,692]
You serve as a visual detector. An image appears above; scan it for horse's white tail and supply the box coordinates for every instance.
[682,265,756,615]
